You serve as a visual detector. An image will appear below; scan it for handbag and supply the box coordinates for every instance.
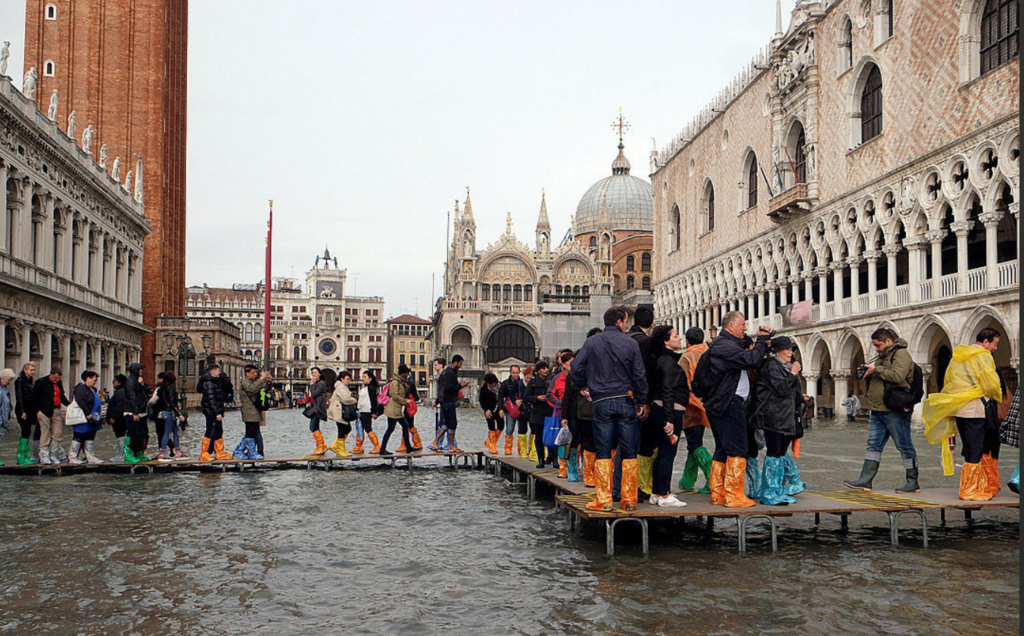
[542,408,562,447]
[342,403,359,423]
[302,405,317,419]
[65,401,87,426]
[405,397,418,417]
[504,398,520,420]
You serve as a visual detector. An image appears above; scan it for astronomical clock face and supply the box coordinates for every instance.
[319,338,337,357]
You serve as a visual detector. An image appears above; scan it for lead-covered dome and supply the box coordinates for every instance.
[575,143,654,234]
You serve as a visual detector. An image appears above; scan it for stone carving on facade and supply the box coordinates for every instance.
[47,89,58,120]
[899,175,917,212]
[134,154,144,203]
[111,156,120,181]
[66,110,77,140]
[123,169,132,192]
[0,41,9,77]
[23,67,38,99]
[82,125,95,154]
[775,32,816,92]
[99,144,108,169]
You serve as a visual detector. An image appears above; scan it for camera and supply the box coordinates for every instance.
[757,326,776,339]
[857,365,870,380]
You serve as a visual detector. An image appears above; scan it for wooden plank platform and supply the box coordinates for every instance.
[0,449,483,475]
[480,447,1020,556]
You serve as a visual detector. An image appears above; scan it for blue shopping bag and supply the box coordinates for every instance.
[542,408,562,447]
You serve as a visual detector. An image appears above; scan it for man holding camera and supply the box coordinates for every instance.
[845,328,920,493]
[699,311,772,508]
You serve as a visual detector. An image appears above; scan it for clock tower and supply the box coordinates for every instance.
[307,248,346,366]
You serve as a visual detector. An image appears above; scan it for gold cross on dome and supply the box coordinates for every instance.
[611,108,631,143]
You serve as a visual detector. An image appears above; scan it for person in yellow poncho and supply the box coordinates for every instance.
[922,328,1003,501]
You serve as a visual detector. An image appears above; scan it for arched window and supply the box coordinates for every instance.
[626,255,635,271]
[641,252,652,272]
[481,284,490,301]
[794,128,807,183]
[486,323,536,364]
[702,182,716,234]
[626,275,636,290]
[671,205,681,251]
[642,276,651,291]
[513,284,523,302]
[43,61,55,77]
[742,151,759,209]
[45,4,56,20]
[524,285,533,302]
[861,65,883,143]
[981,0,1019,76]
[839,16,853,72]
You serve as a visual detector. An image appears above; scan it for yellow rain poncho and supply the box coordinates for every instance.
[922,345,1002,475]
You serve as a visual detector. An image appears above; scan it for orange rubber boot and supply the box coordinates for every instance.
[558,456,568,478]
[583,450,597,487]
[959,462,991,501]
[368,431,381,454]
[487,430,499,454]
[709,460,727,505]
[352,434,365,454]
[724,457,756,508]
[214,438,234,460]
[586,458,614,512]
[981,454,1001,498]
[620,458,639,511]
[311,430,328,456]
[199,437,214,462]
[504,434,514,455]
[410,427,423,450]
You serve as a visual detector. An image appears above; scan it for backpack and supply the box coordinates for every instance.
[883,363,925,412]
[377,384,392,407]
[255,388,272,412]
[690,347,718,401]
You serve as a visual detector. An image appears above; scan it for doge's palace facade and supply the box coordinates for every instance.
[653,0,1019,416]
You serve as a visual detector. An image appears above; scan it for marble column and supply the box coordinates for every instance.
[61,335,71,379]
[805,373,820,419]
[866,251,879,310]
[832,370,852,417]
[832,263,844,310]
[981,213,1001,288]
[927,230,945,298]
[952,221,971,292]
[848,256,862,304]
[0,163,8,252]
[884,244,899,295]
[40,330,52,375]
[19,323,31,370]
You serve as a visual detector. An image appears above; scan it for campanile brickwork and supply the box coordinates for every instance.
[24,0,188,382]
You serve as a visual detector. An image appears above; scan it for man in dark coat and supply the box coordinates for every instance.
[32,367,70,465]
[123,363,150,463]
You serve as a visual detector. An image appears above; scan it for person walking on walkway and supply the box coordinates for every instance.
[695,311,771,508]
[430,356,467,453]
[749,337,807,505]
[69,371,104,465]
[841,393,861,423]
[525,360,555,469]
[628,306,657,502]
[922,328,1004,501]
[678,327,712,494]
[14,363,37,465]
[844,328,920,493]
[570,306,649,512]
[0,368,12,466]
[198,363,233,462]
[402,376,424,453]
[355,371,382,454]
[380,365,413,456]
[1001,391,1019,494]
[236,364,271,460]
[499,365,527,457]
[304,367,329,457]
[552,351,576,479]
[156,372,187,461]
[561,353,586,483]
[106,374,127,462]
[479,373,504,454]
[646,325,689,508]
[327,370,358,457]
[34,367,70,465]
[123,363,150,463]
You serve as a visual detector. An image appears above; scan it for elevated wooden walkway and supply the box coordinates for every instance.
[481,449,1020,556]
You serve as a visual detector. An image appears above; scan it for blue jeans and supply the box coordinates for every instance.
[160,411,179,450]
[504,412,527,436]
[866,410,917,469]
[592,397,639,461]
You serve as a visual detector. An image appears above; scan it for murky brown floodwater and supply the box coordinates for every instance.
[0,409,1018,635]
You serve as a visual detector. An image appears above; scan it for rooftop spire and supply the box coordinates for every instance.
[610,108,632,176]
[462,186,474,221]
[775,0,783,38]
[536,189,550,229]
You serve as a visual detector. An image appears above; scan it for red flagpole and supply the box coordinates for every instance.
[263,200,273,370]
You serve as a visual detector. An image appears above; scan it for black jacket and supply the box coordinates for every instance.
[124,363,148,417]
[498,377,526,405]
[478,384,501,416]
[200,372,227,416]
[652,350,690,415]
[749,356,804,438]
[73,384,98,421]
[14,373,35,423]
[525,375,553,425]
[437,366,461,404]
[562,374,592,422]
[161,384,182,417]
[106,387,126,428]
[700,330,770,418]
[32,375,69,419]
[365,382,383,416]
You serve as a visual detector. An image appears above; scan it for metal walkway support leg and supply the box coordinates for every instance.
[737,515,779,555]
[407,457,413,470]
[528,475,536,500]
[606,518,649,557]
[887,510,929,548]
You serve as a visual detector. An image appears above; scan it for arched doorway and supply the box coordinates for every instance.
[962,310,1018,397]
[485,323,536,365]
[451,327,473,364]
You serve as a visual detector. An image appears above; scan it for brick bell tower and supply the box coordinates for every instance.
[24,0,188,383]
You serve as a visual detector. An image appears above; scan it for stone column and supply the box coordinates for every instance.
[981,213,1001,288]
[64,216,76,283]
[790,277,800,304]
[778,282,787,308]
[832,262,844,310]
[865,251,879,310]
[61,335,72,378]
[9,180,28,261]
[88,230,100,290]
[817,267,829,306]
[0,163,8,252]
[883,244,899,295]
[952,221,971,292]
[757,288,766,319]
[927,230,945,298]
[42,196,55,272]
[848,256,862,303]
[40,330,52,375]
[804,275,813,306]
[768,284,778,318]
[832,370,852,417]
[907,239,923,302]
[19,323,31,370]
[0,320,6,371]
[804,372,820,419]
[32,204,45,268]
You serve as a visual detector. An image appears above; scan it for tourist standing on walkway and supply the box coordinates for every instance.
[380,365,413,456]
[844,328,920,493]
[198,363,233,461]
[560,353,586,483]
[499,365,527,457]
[157,372,187,462]
[841,393,861,423]
[749,337,807,505]
[237,364,271,460]
[14,363,37,465]
[1001,391,1019,494]
[69,371,104,465]
[678,327,712,494]
[570,306,649,512]
[551,351,575,479]
[525,360,554,469]
[430,355,467,452]
[404,377,424,452]
[695,311,770,508]
[327,370,358,457]
[0,369,12,466]
[628,306,657,501]
[305,367,329,457]
[123,363,151,463]
[922,328,1004,501]
[646,325,689,508]
[355,371,382,454]
[106,374,127,462]
[479,373,503,454]
[34,367,70,465]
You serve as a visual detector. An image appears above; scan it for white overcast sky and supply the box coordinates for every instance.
[1,1,797,318]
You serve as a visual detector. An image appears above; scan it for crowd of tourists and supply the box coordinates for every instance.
[0,306,1018,508]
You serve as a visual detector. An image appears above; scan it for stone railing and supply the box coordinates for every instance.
[997,261,1018,288]
[968,267,987,293]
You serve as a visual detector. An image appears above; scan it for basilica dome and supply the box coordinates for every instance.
[574,143,654,235]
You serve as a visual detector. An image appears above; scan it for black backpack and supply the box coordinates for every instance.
[883,363,925,413]
[255,387,273,412]
[690,348,718,401]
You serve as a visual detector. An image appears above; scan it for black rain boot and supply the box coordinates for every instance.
[535,440,547,469]
[895,468,920,494]
[844,459,880,491]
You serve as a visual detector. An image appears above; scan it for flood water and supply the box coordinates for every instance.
[0,409,1018,635]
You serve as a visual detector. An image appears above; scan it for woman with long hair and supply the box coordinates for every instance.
[750,336,806,505]
[327,370,357,457]
[157,371,188,461]
[379,365,413,456]
[479,373,503,454]
[354,371,382,454]
[645,325,689,507]
[551,352,574,478]
[305,367,330,457]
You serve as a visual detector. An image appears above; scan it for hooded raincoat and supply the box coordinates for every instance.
[923,344,1002,475]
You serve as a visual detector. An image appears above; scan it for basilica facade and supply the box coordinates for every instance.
[652,0,1019,417]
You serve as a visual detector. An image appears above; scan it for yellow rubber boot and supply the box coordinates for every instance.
[330,437,349,457]
[638,451,657,497]
[517,434,529,459]
[528,435,538,462]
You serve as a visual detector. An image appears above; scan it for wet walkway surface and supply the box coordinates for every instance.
[0,410,1018,635]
